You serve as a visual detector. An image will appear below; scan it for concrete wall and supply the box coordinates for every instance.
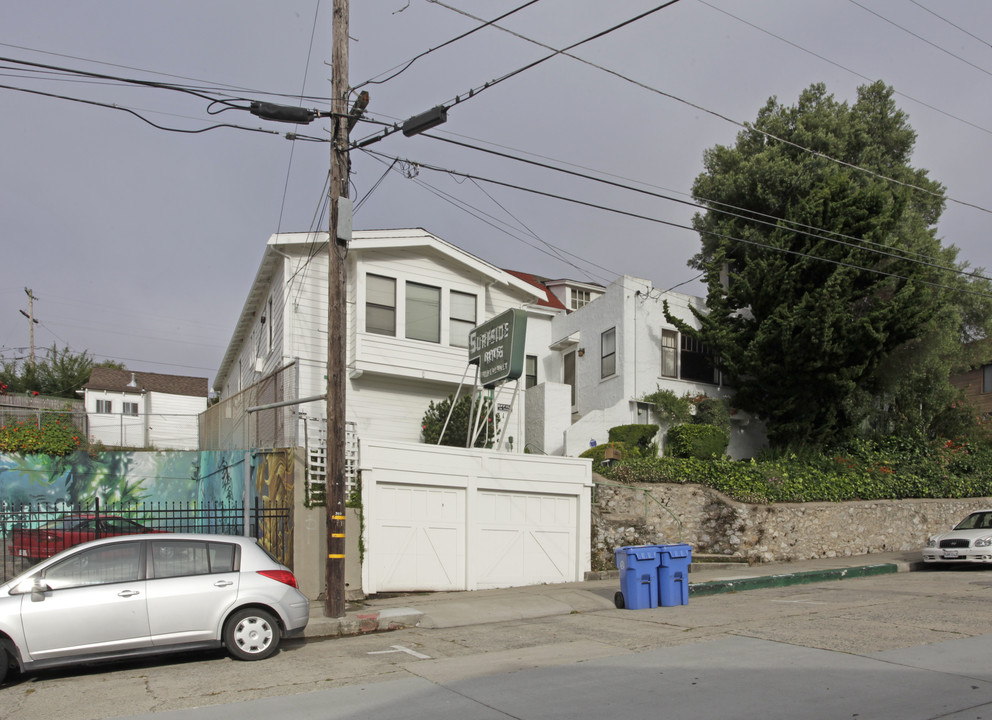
[592,479,991,570]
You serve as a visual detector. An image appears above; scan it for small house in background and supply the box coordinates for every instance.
[951,360,992,417]
[81,367,208,450]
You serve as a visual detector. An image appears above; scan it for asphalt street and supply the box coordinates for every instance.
[4,564,992,720]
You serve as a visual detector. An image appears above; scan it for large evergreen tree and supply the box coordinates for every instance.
[682,81,992,448]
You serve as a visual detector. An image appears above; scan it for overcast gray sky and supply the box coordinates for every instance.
[3,1,991,389]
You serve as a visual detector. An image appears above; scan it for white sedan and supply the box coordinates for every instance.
[923,510,992,564]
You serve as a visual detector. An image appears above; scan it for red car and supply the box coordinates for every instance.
[8,514,160,562]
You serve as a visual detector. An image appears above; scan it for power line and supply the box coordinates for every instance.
[419,131,991,284]
[360,147,992,300]
[908,0,992,50]
[354,0,545,90]
[428,0,992,219]
[352,0,683,148]
[848,0,992,79]
[0,82,282,136]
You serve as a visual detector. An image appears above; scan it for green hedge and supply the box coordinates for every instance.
[596,436,992,503]
[667,424,729,459]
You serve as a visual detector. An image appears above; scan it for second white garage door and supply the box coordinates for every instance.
[475,490,577,589]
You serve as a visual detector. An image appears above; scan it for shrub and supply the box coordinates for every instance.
[608,424,659,454]
[666,424,729,459]
[580,441,640,468]
[421,394,500,448]
[0,414,82,456]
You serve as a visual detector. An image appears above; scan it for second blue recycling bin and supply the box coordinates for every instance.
[614,543,692,609]
[658,543,692,606]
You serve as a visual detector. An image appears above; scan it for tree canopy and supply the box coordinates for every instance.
[681,81,992,448]
[0,345,121,399]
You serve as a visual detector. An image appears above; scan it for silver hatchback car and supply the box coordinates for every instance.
[0,533,309,683]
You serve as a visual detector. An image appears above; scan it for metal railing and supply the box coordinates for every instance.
[0,499,290,581]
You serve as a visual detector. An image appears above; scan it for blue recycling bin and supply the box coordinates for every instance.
[658,543,692,606]
[614,545,662,610]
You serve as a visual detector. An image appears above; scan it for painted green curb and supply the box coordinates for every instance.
[688,563,899,597]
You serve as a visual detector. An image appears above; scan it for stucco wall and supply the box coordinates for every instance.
[592,479,991,570]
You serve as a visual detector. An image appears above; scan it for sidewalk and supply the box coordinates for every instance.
[302,550,925,639]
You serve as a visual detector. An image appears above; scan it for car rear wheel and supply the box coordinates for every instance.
[0,647,9,685]
[224,608,280,661]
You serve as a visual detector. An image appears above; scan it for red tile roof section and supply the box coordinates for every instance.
[503,270,567,311]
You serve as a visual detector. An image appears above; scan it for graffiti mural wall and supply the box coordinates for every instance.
[0,450,247,508]
[0,450,295,565]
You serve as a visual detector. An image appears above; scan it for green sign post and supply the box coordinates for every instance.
[468,308,527,388]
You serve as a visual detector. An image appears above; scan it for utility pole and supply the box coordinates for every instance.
[20,287,39,367]
[325,0,351,619]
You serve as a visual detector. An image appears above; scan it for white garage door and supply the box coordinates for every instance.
[475,491,577,589]
[372,483,466,592]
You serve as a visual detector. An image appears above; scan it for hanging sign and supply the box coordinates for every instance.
[468,308,528,388]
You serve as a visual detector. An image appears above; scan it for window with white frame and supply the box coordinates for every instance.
[96,399,112,414]
[449,291,476,348]
[267,297,273,352]
[123,402,139,417]
[571,289,591,310]
[406,282,440,343]
[661,329,678,378]
[365,274,396,336]
[601,327,617,378]
[525,355,538,388]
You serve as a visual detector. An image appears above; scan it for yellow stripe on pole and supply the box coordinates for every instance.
[328,554,345,559]
[331,533,345,538]
[332,515,346,521]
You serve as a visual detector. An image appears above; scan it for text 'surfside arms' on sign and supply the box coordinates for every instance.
[468,308,527,388]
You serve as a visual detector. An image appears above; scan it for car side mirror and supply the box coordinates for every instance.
[30,579,52,603]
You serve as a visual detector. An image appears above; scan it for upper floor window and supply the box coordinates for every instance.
[96,399,112,414]
[571,289,591,310]
[601,327,617,378]
[449,291,476,349]
[366,274,396,336]
[525,355,538,388]
[406,282,440,343]
[123,402,139,417]
[661,329,678,378]
[680,334,718,384]
[267,297,274,352]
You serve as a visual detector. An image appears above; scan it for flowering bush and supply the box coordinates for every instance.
[0,415,82,456]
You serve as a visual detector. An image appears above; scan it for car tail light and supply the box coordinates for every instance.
[257,569,299,589]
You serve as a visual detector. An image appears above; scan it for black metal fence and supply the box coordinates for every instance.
[0,499,291,581]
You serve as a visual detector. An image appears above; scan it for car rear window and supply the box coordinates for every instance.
[150,540,238,579]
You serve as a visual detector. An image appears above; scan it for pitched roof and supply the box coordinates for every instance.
[83,367,209,397]
[502,270,568,311]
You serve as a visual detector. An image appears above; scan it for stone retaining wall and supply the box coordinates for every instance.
[592,478,992,571]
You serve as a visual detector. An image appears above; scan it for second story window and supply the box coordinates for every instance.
[406,282,440,343]
[366,274,396,336]
[123,402,139,417]
[601,327,617,378]
[449,291,476,349]
[96,399,112,414]
[661,329,678,378]
[680,335,718,384]
[571,289,591,310]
